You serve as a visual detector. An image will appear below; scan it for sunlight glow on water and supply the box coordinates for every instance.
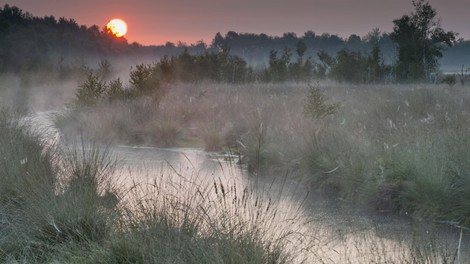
[28,111,469,263]
[109,145,466,263]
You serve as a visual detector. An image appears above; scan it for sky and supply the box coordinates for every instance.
[3,0,469,45]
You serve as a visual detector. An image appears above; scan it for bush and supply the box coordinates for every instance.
[303,86,340,119]
[73,72,107,107]
[129,64,163,99]
[441,74,456,87]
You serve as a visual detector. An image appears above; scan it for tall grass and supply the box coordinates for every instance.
[4,104,469,263]
[92,172,299,264]
[0,108,59,262]
[301,85,470,224]
[58,79,470,226]
[0,107,307,263]
[45,59,470,260]
[0,110,120,261]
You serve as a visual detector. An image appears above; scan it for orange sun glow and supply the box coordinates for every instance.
[107,18,127,37]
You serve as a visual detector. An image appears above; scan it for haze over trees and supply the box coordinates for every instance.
[3,1,470,262]
[0,5,136,73]
[0,2,469,82]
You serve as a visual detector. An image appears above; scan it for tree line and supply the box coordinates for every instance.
[0,1,467,83]
[0,5,138,73]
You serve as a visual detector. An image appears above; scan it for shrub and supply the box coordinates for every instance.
[303,86,340,119]
[105,78,128,101]
[73,72,107,107]
[129,64,163,99]
[441,74,456,87]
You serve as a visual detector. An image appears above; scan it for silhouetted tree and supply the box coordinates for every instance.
[318,46,389,83]
[330,49,368,83]
[296,40,307,58]
[0,5,136,73]
[74,72,107,107]
[367,44,391,82]
[129,64,162,100]
[346,34,362,51]
[289,40,313,81]
[212,32,225,51]
[267,47,292,81]
[316,50,334,79]
[390,0,456,81]
[364,28,381,46]
[459,64,470,86]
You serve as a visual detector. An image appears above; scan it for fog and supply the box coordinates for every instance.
[2,2,470,263]
[12,61,470,261]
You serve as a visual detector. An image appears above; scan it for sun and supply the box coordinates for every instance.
[107,18,127,37]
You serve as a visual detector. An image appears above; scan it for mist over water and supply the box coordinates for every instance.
[21,106,470,262]
[5,54,466,261]
[0,44,465,260]
[2,3,470,261]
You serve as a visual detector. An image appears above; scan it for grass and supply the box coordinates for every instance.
[56,77,470,227]
[42,62,470,261]
[101,174,295,264]
[0,107,306,263]
[4,105,470,263]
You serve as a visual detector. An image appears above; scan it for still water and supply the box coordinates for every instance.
[32,111,470,263]
[110,144,470,263]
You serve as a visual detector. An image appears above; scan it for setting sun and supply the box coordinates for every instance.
[106,18,127,37]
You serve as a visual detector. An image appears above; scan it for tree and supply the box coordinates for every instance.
[459,64,469,86]
[267,47,291,81]
[290,40,313,81]
[129,64,162,100]
[316,50,334,79]
[364,28,381,46]
[74,72,107,107]
[211,32,225,50]
[367,44,390,83]
[390,0,456,81]
[317,46,389,83]
[296,40,307,59]
[329,49,368,83]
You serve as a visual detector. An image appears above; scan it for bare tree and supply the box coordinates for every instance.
[459,64,470,86]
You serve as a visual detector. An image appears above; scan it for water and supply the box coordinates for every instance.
[30,111,470,263]
[109,144,470,263]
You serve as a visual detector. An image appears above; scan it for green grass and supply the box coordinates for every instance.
[300,85,470,225]
[0,107,301,263]
[57,78,470,227]
[3,102,469,263]
[47,65,470,261]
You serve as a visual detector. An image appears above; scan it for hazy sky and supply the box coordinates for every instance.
[3,0,469,45]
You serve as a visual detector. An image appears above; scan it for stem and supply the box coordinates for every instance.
[457,227,463,263]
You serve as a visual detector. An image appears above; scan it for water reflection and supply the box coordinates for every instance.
[110,145,470,263]
[28,111,470,263]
